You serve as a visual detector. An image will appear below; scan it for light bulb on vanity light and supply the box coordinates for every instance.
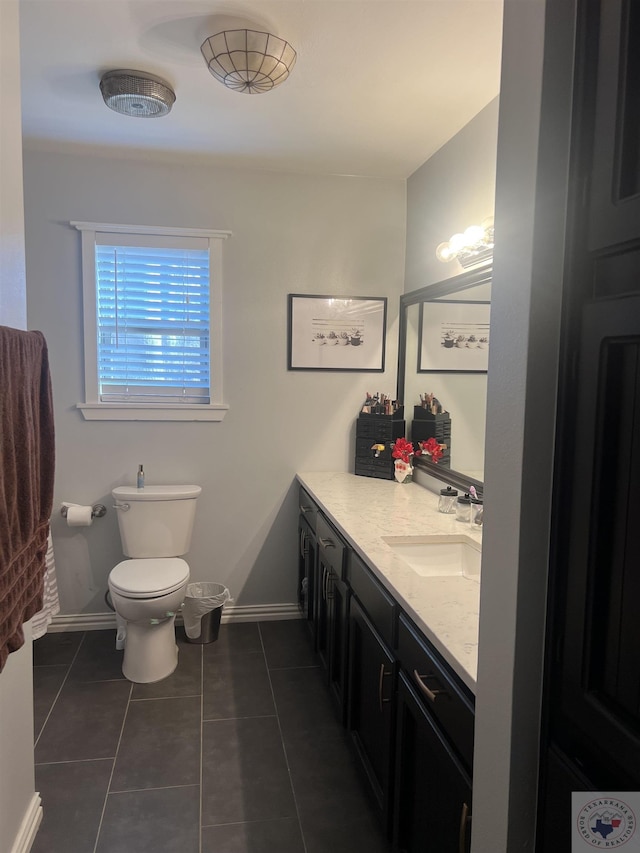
[436,242,454,262]
[448,233,466,253]
[463,225,485,244]
[435,218,494,268]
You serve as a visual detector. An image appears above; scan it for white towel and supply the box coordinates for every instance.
[32,531,60,640]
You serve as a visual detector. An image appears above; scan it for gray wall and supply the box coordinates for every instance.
[405,97,499,293]
[23,147,406,618]
[404,100,498,479]
[0,2,38,850]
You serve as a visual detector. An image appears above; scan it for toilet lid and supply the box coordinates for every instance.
[109,558,189,599]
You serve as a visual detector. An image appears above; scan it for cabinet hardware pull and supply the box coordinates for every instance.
[322,567,328,601]
[300,529,306,558]
[413,669,447,702]
[459,802,470,853]
[318,537,335,548]
[378,663,391,711]
[300,505,312,514]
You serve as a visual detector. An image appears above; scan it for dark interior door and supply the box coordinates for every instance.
[553,297,640,786]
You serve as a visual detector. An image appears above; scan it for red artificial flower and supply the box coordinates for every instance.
[391,437,415,464]
[420,437,444,464]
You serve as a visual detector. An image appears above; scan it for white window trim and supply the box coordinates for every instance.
[72,221,231,422]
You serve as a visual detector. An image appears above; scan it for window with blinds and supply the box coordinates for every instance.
[73,222,229,421]
[95,235,210,403]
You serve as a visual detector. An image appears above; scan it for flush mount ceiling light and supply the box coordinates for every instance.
[99,70,176,117]
[200,29,297,94]
[436,218,495,268]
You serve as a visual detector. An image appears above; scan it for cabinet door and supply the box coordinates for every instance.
[393,673,472,853]
[348,596,396,828]
[316,549,349,721]
[328,569,349,720]
[316,555,331,673]
[298,515,316,633]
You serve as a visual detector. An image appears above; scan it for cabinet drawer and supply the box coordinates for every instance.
[355,418,406,441]
[398,614,474,770]
[316,513,346,576]
[298,487,318,532]
[348,551,396,649]
[355,437,394,460]
[354,458,395,481]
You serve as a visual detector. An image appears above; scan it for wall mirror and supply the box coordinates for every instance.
[397,265,491,493]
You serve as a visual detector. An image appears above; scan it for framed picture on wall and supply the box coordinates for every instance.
[418,300,490,373]
[287,294,387,371]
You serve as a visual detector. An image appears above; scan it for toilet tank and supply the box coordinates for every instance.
[112,484,202,558]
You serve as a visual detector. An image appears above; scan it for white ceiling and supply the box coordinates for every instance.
[19,0,503,179]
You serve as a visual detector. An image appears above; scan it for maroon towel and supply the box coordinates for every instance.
[0,326,55,670]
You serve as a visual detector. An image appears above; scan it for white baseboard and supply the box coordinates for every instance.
[47,602,302,633]
[11,793,42,853]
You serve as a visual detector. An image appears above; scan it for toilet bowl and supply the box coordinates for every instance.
[109,558,190,683]
[109,484,201,684]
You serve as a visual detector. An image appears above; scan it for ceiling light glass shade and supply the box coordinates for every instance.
[100,70,175,117]
[201,29,297,94]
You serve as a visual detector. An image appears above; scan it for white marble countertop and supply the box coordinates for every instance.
[297,472,481,693]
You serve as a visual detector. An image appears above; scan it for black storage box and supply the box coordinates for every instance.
[355,409,406,480]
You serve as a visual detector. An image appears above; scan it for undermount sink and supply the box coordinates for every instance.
[382,534,481,581]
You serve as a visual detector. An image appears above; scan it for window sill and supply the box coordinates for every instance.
[77,403,229,422]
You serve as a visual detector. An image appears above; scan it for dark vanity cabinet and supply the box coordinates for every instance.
[347,553,398,827]
[345,550,475,846]
[315,513,350,720]
[296,487,476,843]
[393,615,474,853]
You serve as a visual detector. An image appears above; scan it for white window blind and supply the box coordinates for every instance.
[95,234,210,404]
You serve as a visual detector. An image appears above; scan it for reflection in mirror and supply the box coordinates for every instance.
[397,266,491,492]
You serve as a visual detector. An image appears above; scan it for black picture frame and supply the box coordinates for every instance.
[287,294,387,372]
[418,300,490,373]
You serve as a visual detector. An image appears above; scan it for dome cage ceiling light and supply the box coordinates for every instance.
[200,29,297,94]
[99,70,176,117]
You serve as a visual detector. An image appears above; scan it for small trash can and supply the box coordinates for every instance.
[182,582,231,644]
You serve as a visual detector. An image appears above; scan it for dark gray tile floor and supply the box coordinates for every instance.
[33,620,390,853]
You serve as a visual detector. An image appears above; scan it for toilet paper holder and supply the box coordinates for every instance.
[60,503,107,519]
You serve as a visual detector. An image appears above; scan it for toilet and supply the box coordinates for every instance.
[108,484,202,683]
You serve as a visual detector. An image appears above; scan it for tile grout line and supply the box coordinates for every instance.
[34,756,115,767]
[92,678,134,853]
[258,622,309,853]
[108,781,201,795]
[34,631,87,750]
[199,642,203,853]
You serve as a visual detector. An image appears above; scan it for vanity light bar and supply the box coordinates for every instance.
[436,219,494,268]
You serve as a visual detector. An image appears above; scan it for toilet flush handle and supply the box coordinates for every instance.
[113,502,130,512]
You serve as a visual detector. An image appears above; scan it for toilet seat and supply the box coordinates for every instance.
[109,558,189,599]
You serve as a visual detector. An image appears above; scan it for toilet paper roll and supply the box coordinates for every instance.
[66,505,93,527]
